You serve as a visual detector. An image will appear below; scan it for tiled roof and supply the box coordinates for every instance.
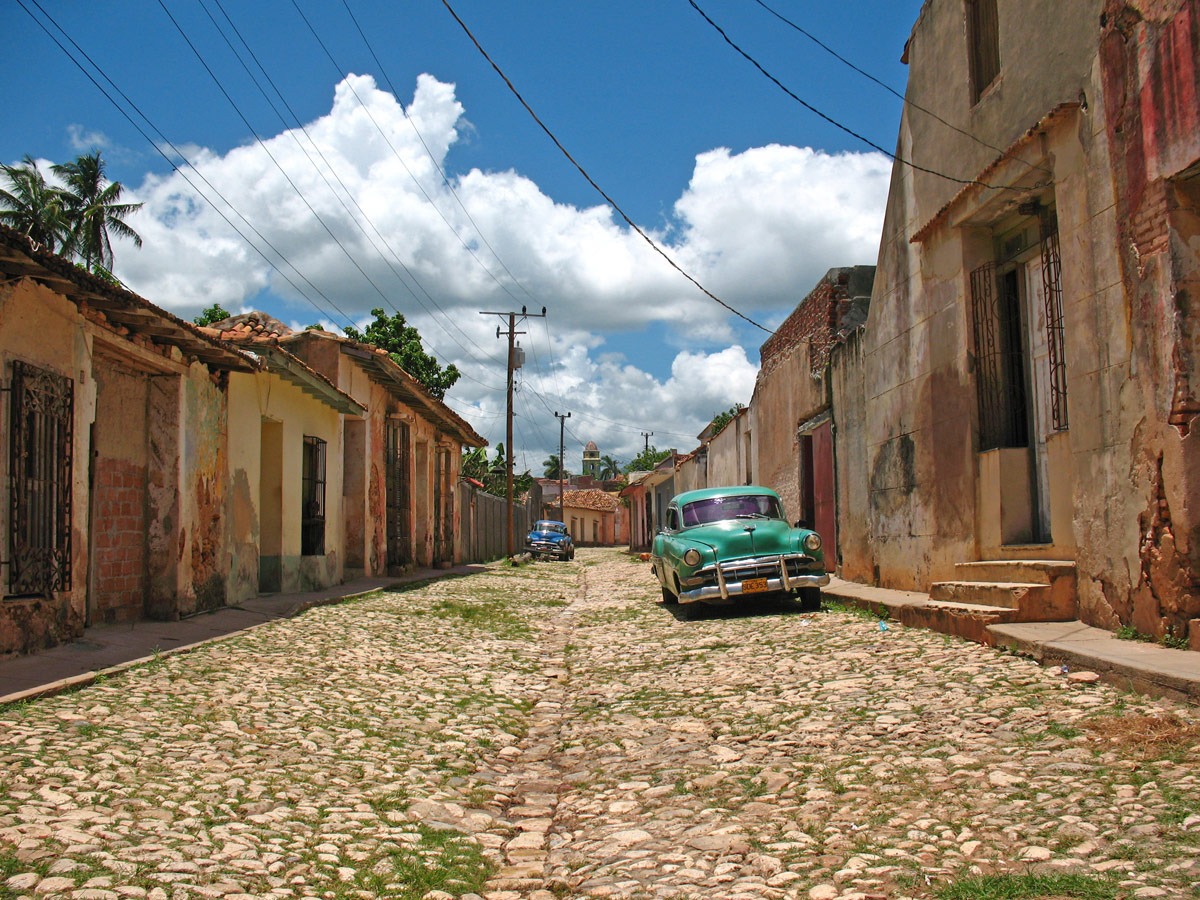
[562,489,620,512]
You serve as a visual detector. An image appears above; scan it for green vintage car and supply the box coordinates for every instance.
[651,486,828,613]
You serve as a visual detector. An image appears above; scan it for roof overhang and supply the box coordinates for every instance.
[910,103,1080,244]
[337,343,486,448]
[0,225,256,373]
[243,344,365,416]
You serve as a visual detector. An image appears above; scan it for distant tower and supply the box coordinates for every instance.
[582,440,600,478]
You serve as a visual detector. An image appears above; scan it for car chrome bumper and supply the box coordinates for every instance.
[679,554,829,602]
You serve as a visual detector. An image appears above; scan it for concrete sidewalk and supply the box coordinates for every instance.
[823,576,1200,705]
[0,564,488,704]
[3,568,1199,707]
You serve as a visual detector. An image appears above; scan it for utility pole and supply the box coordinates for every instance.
[481,305,546,557]
[642,431,654,453]
[555,411,571,523]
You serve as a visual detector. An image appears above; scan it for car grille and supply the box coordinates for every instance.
[697,554,816,584]
[529,540,559,551]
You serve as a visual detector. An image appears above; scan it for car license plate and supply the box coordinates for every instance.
[742,577,768,594]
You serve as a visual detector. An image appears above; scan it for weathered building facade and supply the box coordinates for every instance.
[833,0,1200,643]
[0,227,255,654]
[751,266,873,562]
[280,328,485,572]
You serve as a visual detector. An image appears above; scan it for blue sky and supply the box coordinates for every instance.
[3,0,921,472]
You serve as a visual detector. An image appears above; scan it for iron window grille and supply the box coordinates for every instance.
[8,360,74,595]
[1039,211,1069,431]
[301,435,326,556]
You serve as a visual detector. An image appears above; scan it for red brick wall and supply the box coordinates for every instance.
[92,457,147,623]
[759,271,857,377]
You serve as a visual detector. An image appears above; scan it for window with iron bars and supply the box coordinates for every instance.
[7,360,74,595]
[969,210,1069,450]
[301,435,326,556]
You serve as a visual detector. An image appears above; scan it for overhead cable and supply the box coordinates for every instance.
[440,0,773,335]
[748,0,1049,175]
[687,0,1013,192]
[16,0,358,329]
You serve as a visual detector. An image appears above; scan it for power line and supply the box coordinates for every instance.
[289,0,534,317]
[17,0,358,330]
[340,0,547,311]
[440,0,773,335]
[196,0,505,390]
[749,0,1050,175]
[686,0,1019,192]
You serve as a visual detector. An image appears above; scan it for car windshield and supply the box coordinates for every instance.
[681,494,784,527]
[534,521,566,534]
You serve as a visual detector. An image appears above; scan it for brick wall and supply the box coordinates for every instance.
[759,268,867,377]
[92,457,147,623]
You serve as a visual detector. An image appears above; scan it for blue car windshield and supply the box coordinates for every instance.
[534,521,566,534]
[682,495,784,526]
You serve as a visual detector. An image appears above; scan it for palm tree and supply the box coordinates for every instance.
[543,455,565,480]
[52,151,143,273]
[0,156,71,252]
[599,455,621,480]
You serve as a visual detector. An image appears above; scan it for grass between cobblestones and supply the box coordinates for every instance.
[0,558,584,899]
[3,550,1200,899]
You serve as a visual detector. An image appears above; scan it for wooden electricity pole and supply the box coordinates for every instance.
[481,306,546,557]
[555,410,571,523]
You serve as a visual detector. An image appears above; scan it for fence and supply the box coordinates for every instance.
[458,480,535,563]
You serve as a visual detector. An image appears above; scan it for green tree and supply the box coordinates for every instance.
[51,151,143,274]
[709,403,745,435]
[0,156,71,253]
[599,455,622,480]
[625,446,672,473]
[543,455,569,479]
[194,303,232,326]
[461,444,532,497]
[343,307,460,400]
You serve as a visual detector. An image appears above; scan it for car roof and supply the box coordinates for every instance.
[671,485,781,506]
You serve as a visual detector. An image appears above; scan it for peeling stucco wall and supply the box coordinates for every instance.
[1096,0,1200,641]
[0,279,93,654]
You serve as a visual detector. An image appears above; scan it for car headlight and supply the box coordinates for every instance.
[683,548,702,566]
[803,533,822,552]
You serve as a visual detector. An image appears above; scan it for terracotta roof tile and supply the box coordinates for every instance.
[561,489,620,512]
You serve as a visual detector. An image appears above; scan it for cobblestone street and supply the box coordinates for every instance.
[3,548,1200,900]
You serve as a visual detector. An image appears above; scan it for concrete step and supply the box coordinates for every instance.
[930,580,1047,610]
[953,559,1076,585]
[899,600,1019,646]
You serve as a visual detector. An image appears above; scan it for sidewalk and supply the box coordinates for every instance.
[0,564,487,704]
[3,569,1199,707]
[823,576,1200,705]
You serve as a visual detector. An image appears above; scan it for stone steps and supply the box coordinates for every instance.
[904,560,1078,646]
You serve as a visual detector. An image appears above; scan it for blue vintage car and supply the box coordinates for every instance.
[525,519,575,561]
[651,486,828,613]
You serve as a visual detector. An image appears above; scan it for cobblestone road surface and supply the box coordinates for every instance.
[3,549,1199,900]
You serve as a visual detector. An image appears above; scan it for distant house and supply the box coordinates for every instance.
[750,266,874,562]
[556,489,620,546]
[0,224,256,654]
[620,472,653,553]
[199,315,366,598]
[280,326,486,571]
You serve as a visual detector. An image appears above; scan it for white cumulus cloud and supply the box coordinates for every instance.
[109,73,885,465]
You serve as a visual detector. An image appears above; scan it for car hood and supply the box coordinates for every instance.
[527,530,568,542]
[680,519,798,556]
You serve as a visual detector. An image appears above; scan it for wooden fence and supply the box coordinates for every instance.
[458,480,536,563]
